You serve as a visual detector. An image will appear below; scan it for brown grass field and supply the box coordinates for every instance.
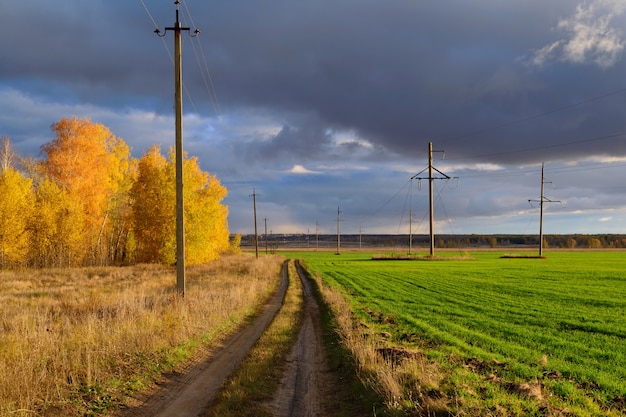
[0,254,284,417]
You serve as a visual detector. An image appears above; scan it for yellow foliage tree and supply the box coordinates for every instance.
[0,168,34,269]
[102,139,136,264]
[131,146,229,265]
[41,117,134,265]
[28,177,86,267]
[130,145,172,263]
[166,149,229,264]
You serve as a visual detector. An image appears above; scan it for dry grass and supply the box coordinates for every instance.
[0,254,284,417]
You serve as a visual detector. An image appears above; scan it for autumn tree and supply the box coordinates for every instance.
[101,138,136,264]
[131,145,229,265]
[0,118,227,269]
[0,136,16,172]
[167,149,229,264]
[0,168,34,269]
[587,237,602,248]
[28,177,86,267]
[130,145,172,263]
[41,117,134,265]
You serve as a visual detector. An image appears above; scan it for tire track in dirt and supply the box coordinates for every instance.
[115,260,289,417]
[268,259,330,417]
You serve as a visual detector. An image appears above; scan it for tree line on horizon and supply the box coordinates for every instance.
[241,233,626,250]
[0,117,230,269]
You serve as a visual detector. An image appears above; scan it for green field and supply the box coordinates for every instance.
[287,250,626,415]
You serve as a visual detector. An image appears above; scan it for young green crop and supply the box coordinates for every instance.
[289,250,626,415]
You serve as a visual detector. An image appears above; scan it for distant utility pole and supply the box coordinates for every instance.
[411,142,457,256]
[409,207,413,254]
[528,163,560,256]
[359,224,362,250]
[155,1,199,296]
[315,221,319,251]
[250,188,259,258]
[264,217,268,254]
[336,206,342,255]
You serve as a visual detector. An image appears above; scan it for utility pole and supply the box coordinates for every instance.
[539,164,545,256]
[155,1,199,296]
[251,188,259,258]
[529,163,560,256]
[409,207,413,254]
[315,221,319,251]
[359,225,362,250]
[264,217,268,254]
[428,142,435,256]
[336,206,341,255]
[411,142,456,257]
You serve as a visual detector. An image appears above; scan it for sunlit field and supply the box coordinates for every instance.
[289,250,626,416]
[0,254,284,417]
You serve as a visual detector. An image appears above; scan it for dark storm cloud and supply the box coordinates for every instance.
[183,0,626,165]
[2,0,626,234]
[4,0,624,164]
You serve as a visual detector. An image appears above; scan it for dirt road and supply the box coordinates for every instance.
[116,259,331,417]
[267,260,330,417]
[116,261,289,417]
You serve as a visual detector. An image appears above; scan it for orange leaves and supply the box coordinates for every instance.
[0,117,229,269]
[40,117,134,264]
[43,118,112,236]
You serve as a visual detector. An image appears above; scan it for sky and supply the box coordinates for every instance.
[2,0,626,236]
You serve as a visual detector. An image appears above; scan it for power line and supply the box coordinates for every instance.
[140,0,199,113]
[180,1,222,115]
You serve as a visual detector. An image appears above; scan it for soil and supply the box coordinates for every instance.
[114,259,332,417]
[266,259,331,417]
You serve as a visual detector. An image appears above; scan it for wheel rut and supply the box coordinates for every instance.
[267,259,330,417]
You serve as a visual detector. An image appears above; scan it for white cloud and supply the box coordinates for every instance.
[286,164,321,174]
[530,40,564,66]
[530,0,626,68]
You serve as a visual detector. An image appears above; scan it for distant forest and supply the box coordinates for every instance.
[241,233,626,250]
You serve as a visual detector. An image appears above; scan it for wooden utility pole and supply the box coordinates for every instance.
[336,207,341,255]
[264,217,268,254]
[315,221,319,251]
[155,1,198,296]
[359,225,362,250]
[251,188,259,258]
